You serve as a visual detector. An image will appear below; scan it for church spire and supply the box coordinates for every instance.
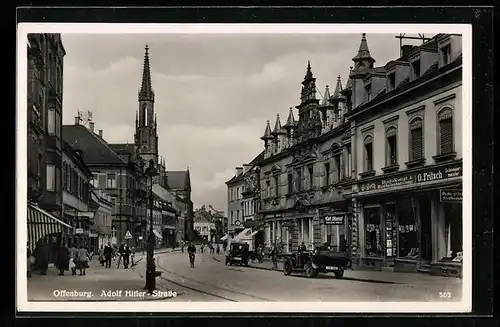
[300,61,317,104]
[139,45,154,101]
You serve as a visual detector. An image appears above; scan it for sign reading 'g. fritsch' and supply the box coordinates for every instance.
[360,161,462,192]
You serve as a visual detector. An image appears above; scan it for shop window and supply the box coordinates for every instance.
[325,224,346,252]
[438,108,454,154]
[409,117,424,160]
[384,204,397,258]
[386,127,398,165]
[363,135,374,172]
[397,198,419,259]
[364,207,382,257]
[444,203,463,260]
[287,172,293,194]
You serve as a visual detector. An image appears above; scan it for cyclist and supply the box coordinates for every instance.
[187,241,196,268]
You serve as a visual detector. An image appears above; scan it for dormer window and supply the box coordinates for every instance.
[388,72,396,91]
[411,59,421,79]
[365,83,372,102]
[441,44,452,65]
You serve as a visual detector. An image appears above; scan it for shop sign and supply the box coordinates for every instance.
[324,215,344,225]
[359,162,462,192]
[440,189,462,203]
[234,220,242,226]
[75,228,83,234]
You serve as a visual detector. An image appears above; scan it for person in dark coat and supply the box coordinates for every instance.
[123,245,131,269]
[35,239,49,275]
[103,242,113,268]
[56,243,70,275]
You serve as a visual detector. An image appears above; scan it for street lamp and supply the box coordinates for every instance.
[144,159,158,294]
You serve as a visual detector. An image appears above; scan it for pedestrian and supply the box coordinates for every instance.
[56,243,70,276]
[34,239,49,275]
[181,240,185,253]
[123,245,131,269]
[271,243,278,270]
[200,243,204,253]
[76,244,90,276]
[130,247,136,267]
[69,244,78,275]
[98,245,105,266]
[187,241,196,268]
[103,242,113,268]
[223,241,227,253]
[216,244,220,255]
[117,243,125,269]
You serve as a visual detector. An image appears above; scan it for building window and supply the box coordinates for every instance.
[441,44,452,65]
[91,173,99,188]
[307,165,314,189]
[296,169,303,191]
[364,207,382,257]
[386,127,398,165]
[287,172,293,194]
[344,143,352,179]
[411,59,421,79]
[397,199,419,259]
[363,135,374,172]
[438,108,454,154]
[365,84,372,102]
[324,162,330,186]
[409,117,424,160]
[47,108,55,135]
[106,173,117,188]
[333,154,341,182]
[274,175,280,197]
[265,180,270,198]
[62,163,67,190]
[388,72,396,91]
[46,164,55,191]
[55,110,61,138]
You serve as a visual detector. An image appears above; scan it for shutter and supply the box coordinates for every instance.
[411,127,423,160]
[440,118,453,154]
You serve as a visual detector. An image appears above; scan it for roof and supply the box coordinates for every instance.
[109,143,135,154]
[225,172,245,185]
[62,125,127,166]
[166,171,190,190]
[193,208,213,223]
[249,150,265,165]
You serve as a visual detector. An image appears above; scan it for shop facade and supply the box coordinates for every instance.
[354,159,462,277]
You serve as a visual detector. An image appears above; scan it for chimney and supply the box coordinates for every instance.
[401,45,414,60]
[235,167,243,176]
[98,130,103,138]
[74,117,80,125]
[89,122,95,133]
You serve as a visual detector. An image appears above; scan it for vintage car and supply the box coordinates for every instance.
[225,242,250,266]
[282,246,351,278]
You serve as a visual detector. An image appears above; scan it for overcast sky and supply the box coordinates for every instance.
[60,33,427,213]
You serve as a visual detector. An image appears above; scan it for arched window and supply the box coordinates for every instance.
[385,126,398,165]
[437,107,453,154]
[363,135,374,172]
[409,117,424,161]
[142,104,147,126]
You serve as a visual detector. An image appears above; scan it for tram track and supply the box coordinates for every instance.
[155,256,273,302]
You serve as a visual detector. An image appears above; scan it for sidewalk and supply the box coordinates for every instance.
[247,258,463,285]
[27,257,179,302]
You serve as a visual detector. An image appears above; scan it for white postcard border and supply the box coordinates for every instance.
[16,23,472,313]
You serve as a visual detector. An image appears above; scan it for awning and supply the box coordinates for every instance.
[233,228,252,242]
[249,230,259,237]
[220,234,229,241]
[153,229,163,240]
[27,204,72,252]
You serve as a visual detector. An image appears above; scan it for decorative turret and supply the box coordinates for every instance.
[260,120,273,141]
[352,33,375,72]
[300,61,318,105]
[341,66,354,111]
[272,114,286,136]
[332,75,343,100]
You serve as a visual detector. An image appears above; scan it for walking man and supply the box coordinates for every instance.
[104,242,113,268]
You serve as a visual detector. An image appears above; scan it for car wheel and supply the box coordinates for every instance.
[305,262,317,278]
[283,260,292,275]
[334,268,344,279]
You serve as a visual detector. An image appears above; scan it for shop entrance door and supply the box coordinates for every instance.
[419,198,433,266]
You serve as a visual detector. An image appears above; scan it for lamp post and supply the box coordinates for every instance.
[144,159,158,294]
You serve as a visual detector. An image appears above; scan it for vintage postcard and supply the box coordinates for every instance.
[16,23,472,313]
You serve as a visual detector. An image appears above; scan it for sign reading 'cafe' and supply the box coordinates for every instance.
[360,161,462,193]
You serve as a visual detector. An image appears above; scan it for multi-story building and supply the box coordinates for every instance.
[225,167,246,239]
[27,33,71,259]
[255,33,463,278]
[62,141,94,249]
[165,170,193,240]
[193,206,217,243]
[345,34,463,277]
[90,189,114,249]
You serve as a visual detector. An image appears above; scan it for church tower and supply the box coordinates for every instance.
[134,45,159,168]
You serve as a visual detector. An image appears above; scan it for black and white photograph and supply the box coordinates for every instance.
[17,23,472,313]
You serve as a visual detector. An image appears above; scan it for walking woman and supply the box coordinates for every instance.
[56,243,70,276]
[76,244,90,276]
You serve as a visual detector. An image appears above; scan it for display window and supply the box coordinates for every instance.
[383,204,398,258]
[444,203,462,261]
[364,207,382,257]
[397,198,419,259]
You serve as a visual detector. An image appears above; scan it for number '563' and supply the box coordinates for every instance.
[439,292,452,298]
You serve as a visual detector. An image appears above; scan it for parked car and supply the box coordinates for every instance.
[225,242,250,266]
[282,246,351,278]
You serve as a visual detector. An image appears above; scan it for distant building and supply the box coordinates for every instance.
[165,170,193,240]
[193,206,216,243]
[90,189,114,249]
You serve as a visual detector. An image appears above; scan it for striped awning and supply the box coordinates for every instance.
[27,204,72,252]
[153,229,163,240]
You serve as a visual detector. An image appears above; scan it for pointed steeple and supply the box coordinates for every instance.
[352,34,375,69]
[139,45,154,100]
[321,85,331,105]
[272,114,286,135]
[300,61,317,104]
[284,107,296,127]
[344,66,354,90]
[332,75,343,99]
[305,60,313,79]
[260,120,273,140]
